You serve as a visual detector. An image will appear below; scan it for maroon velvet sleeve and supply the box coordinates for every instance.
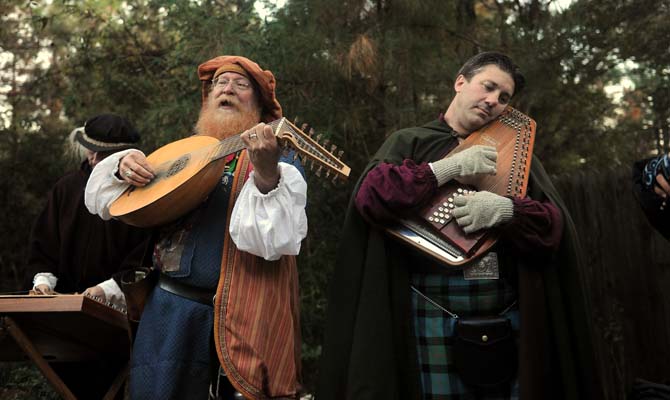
[500,196,564,254]
[355,160,437,223]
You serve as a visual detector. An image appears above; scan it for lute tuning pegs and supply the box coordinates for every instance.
[281,118,349,184]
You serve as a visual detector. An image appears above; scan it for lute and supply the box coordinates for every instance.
[109,118,350,228]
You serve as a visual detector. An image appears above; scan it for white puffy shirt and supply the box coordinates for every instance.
[229,165,308,261]
[85,150,308,261]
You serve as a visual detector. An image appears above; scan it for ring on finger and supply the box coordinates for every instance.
[124,169,133,178]
[249,132,258,140]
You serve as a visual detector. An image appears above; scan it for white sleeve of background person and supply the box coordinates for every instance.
[32,272,58,291]
[229,162,308,261]
[85,149,142,220]
[97,278,127,308]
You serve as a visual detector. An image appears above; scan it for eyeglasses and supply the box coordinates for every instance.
[211,76,252,91]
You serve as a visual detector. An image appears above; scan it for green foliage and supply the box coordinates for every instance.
[0,363,59,400]
[1,0,669,394]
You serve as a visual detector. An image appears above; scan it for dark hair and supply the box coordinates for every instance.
[457,52,526,96]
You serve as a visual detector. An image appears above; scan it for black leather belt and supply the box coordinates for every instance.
[158,274,215,306]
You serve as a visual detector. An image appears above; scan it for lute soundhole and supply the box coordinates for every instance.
[140,154,191,190]
[166,155,190,177]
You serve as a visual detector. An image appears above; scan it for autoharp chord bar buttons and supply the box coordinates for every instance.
[426,188,476,228]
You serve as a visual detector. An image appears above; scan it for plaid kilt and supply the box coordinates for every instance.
[410,268,520,400]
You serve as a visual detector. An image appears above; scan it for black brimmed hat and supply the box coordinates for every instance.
[74,114,140,152]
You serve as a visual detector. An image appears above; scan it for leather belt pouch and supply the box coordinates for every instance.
[453,316,517,388]
[119,267,158,323]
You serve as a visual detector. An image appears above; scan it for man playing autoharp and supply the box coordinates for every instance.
[318,52,601,399]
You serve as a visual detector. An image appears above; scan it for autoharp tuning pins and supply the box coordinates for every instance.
[293,116,300,125]
[325,170,331,179]
[323,139,330,149]
[316,134,323,143]
[293,152,300,161]
[332,174,340,184]
[330,144,337,154]
[337,150,344,159]
[309,160,315,170]
[315,165,323,177]
[308,128,315,137]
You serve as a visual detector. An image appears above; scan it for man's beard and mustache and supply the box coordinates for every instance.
[195,95,262,140]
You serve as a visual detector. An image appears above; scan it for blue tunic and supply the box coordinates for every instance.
[130,171,230,399]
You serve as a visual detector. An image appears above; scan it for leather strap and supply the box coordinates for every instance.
[158,273,215,305]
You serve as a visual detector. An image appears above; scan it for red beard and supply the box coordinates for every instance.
[195,96,261,139]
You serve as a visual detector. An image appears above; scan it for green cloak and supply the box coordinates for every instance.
[317,119,602,399]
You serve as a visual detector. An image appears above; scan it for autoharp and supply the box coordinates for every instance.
[387,107,536,266]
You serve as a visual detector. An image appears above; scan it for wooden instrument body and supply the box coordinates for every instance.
[387,107,536,266]
[0,295,129,362]
[450,109,536,199]
[109,118,351,228]
[110,136,228,228]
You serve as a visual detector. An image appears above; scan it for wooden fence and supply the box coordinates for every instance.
[555,167,670,399]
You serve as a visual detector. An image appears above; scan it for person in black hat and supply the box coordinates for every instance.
[72,113,141,168]
[24,114,152,399]
[27,113,150,300]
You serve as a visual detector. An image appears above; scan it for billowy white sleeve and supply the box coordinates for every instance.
[85,149,143,220]
[229,162,308,261]
[33,272,58,291]
[97,278,127,308]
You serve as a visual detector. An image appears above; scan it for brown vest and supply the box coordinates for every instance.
[214,150,302,399]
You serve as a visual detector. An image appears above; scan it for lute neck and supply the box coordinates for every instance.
[209,119,284,162]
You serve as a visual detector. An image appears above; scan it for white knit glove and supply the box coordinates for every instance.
[452,191,513,234]
[430,145,497,186]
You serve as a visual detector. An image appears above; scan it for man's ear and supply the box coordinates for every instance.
[454,74,466,93]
